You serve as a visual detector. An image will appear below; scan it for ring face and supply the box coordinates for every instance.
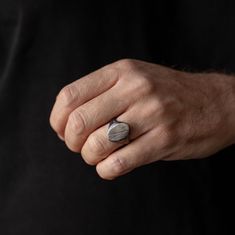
[107,120,130,142]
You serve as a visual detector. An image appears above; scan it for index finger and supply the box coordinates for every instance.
[49,65,119,138]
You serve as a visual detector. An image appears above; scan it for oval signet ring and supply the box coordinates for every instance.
[107,119,130,142]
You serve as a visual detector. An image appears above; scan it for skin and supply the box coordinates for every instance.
[49,59,235,180]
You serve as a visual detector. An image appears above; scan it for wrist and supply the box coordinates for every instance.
[210,73,235,146]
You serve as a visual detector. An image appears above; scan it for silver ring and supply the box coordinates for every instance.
[107,119,130,142]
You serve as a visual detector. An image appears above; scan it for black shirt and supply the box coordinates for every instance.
[0,1,235,234]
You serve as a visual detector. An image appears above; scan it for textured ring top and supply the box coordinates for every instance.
[107,119,130,142]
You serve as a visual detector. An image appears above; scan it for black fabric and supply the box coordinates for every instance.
[0,0,235,234]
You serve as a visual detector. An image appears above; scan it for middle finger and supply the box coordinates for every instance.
[64,85,130,152]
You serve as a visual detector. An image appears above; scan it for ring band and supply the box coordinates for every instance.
[107,119,130,142]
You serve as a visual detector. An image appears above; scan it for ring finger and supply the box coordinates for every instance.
[81,100,154,165]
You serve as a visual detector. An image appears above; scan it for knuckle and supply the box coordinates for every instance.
[143,98,162,119]
[81,151,97,165]
[115,58,137,70]
[49,110,64,135]
[68,109,87,134]
[84,159,96,166]
[110,156,128,176]
[156,97,182,121]
[57,85,76,105]
[65,140,81,153]
[156,99,168,116]
[136,75,155,95]
[150,95,173,117]
[96,166,114,180]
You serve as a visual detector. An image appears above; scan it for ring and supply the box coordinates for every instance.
[107,119,130,142]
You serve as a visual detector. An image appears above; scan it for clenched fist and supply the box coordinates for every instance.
[50,59,235,180]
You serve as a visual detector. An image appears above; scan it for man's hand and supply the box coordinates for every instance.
[49,59,235,180]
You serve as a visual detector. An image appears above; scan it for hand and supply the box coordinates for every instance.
[50,59,235,180]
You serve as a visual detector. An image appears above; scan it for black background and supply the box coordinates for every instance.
[0,1,235,234]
